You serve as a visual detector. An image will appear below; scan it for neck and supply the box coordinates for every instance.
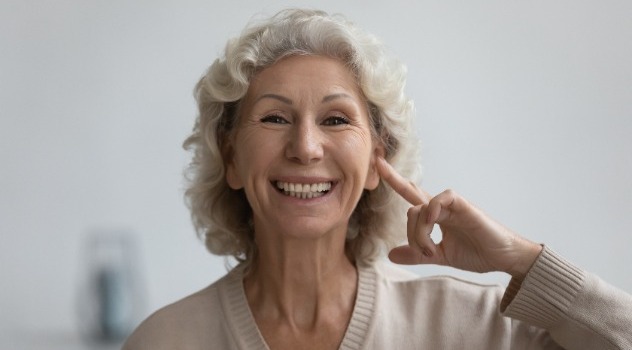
[243,226,358,330]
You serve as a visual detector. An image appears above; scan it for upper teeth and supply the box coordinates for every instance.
[276,181,332,193]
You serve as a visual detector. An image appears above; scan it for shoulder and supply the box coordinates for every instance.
[366,261,514,346]
[372,261,506,314]
[363,262,553,348]
[122,273,231,350]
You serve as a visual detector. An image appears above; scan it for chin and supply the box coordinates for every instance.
[269,217,348,241]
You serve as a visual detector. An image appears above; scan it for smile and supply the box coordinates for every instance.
[275,181,332,199]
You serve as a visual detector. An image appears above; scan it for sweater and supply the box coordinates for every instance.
[123,246,632,349]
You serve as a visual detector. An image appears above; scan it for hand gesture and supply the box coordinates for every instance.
[376,158,542,278]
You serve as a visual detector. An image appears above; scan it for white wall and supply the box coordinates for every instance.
[2,0,631,346]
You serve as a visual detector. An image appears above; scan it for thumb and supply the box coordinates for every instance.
[388,245,441,265]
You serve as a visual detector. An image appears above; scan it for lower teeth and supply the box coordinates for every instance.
[284,191,327,199]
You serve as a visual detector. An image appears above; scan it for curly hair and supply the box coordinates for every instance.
[183,8,420,267]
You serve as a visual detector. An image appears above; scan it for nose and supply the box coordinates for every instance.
[285,121,324,164]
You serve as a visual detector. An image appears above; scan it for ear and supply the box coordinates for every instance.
[364,142,385,190]
[223,138,244,190]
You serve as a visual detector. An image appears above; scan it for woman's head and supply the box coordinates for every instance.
[184,8,419,266]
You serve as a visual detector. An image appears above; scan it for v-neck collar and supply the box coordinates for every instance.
[218,263,378,350]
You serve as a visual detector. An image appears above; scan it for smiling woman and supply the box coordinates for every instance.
[226,55,382,248]
[183,9,416,270]
[122,8,632,350]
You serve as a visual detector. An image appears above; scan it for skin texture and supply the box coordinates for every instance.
[225,55,382,349]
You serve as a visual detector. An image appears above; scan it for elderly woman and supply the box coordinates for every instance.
[124,9,632,350]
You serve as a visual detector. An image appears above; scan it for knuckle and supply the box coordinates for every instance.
[444,188,455,196]
[407,205,421,216]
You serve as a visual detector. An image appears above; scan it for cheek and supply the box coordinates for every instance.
[352,132,381,189]
[338,128,372,153]
[337,131,377,186]
[226,129,276,189]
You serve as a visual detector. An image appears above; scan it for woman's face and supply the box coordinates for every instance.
[226,55,382,240]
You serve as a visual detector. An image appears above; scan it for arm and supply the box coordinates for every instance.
[376,157,632,349]
[502,246,632,350]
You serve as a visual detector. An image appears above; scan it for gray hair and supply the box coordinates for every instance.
[183,8,420,267]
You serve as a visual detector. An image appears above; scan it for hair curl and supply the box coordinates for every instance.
[183,8,420,267]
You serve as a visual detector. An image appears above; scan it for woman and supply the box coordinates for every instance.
[124,9,632,349]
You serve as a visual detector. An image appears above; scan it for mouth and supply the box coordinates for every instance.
[273,181,333,199]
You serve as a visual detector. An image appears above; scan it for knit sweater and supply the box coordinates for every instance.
[123,246,632,349]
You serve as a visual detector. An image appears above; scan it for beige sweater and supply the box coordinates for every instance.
[123,247,632,349]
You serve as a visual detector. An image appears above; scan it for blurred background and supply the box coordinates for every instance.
[1,0,631,348]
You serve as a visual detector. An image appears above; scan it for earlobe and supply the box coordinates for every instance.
[365,143,385,190]
[226,162,244,190]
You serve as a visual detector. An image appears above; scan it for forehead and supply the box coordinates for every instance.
[246,55,363,100]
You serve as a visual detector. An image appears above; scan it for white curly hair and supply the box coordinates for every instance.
[183,8,420,267]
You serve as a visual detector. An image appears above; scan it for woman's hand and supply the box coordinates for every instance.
[376,158,542,278]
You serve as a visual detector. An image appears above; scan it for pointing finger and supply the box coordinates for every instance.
[376,157,430,206]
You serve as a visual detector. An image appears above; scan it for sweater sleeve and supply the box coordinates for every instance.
[500,246,632,350]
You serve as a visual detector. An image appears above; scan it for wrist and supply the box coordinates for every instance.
[508,240,543,279]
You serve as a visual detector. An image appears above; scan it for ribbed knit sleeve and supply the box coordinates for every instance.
[501,246,585,328]
[501,246,632,350]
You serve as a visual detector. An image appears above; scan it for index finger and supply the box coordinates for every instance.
[376,157,430,206]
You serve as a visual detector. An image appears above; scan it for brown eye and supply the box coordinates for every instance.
[261,115,289,124]
[322,116,349,126]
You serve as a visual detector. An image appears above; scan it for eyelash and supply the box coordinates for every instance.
[322,115,350,126]
[260,114,350,126]
[260,115,288,124]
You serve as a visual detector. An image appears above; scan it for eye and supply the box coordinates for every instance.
[322,115,350,126]
[260,115,289,124]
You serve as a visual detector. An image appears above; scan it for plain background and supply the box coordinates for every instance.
[2,0,631,347]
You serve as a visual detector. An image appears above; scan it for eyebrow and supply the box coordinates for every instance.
[255,94,293,105]
[254,92,354,105]
[322,93,353,103]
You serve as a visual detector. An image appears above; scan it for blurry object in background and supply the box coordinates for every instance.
[76,229,145,346]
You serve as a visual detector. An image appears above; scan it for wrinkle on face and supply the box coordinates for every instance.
[226,55,382,241]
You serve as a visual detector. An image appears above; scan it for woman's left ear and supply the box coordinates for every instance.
[365,144,385,190]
